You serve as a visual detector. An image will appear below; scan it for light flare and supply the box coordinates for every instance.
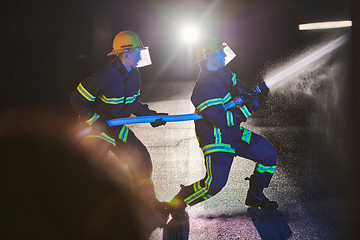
[181,25,200,44]
[299,21,352,30]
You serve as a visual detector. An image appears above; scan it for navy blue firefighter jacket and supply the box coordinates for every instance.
[191,65,255,156]
[70,57,156,144]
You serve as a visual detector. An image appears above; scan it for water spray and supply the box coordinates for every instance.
[77,34,349,138]
[264,33,349,88]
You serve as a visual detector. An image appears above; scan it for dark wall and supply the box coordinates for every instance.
[348,0,360,236]
[252,27,358,239]
[3,0,350,108]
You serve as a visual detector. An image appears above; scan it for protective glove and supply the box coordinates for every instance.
[251,81,269,96]
[245,95,261,113]
[149,112,168,128]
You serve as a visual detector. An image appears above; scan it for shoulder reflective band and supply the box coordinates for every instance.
[77,83,96,101]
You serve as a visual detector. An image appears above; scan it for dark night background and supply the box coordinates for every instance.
[1,0,359,239]
[0,0,353,107]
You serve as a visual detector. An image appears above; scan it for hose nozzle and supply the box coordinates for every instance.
[252,81,269,95]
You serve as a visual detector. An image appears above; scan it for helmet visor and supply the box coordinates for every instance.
[137,47,152,68]
[221,42,236,65]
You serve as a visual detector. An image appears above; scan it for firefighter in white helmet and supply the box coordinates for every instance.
[70,30,168,224]
[167,35,278,220]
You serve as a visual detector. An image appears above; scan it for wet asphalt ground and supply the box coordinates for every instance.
[0,82,355,239]
[137,43,358,238]
[131,98,349,240]
[1,33,358,240]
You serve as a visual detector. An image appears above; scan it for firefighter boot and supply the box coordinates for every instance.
[167,187,189,221]
[245,180,278,209]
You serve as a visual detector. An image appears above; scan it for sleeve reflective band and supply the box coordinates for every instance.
[119,125,129,142]
[231,72,237,86]
[100,95,124,104]
[255,163,276,174]
[196,93,232,112]
[240,126,252,144]
[223,93,232,103]
[226,111,234,126]
[86,113,100,126]
[239,105,251,118]
[125,90,140,104]
[196,98,223,112]
[77,83,96,101]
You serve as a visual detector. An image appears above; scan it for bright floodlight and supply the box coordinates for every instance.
[299,20,352,30]
[181,25,199,44]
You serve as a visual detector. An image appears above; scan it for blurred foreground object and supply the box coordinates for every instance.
[0,107,164,239]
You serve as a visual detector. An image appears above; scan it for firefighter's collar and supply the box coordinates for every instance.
[114,57,129,77]
[203,67,221,77]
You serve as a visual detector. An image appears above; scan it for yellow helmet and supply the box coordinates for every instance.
[108,31,146,56]
[194,36,225,64]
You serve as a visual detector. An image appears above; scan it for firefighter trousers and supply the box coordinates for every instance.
[83,129,157,202]
[178,132,277,206]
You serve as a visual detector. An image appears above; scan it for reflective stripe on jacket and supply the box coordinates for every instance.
[70,58,153,140]
[191,66,254,155]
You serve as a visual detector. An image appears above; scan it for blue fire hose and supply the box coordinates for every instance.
[76,82,268,138]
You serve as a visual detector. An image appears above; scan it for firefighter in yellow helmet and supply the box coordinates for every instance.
[107,30,152,68]
[167,35,278,220]
[70,31,169,225]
